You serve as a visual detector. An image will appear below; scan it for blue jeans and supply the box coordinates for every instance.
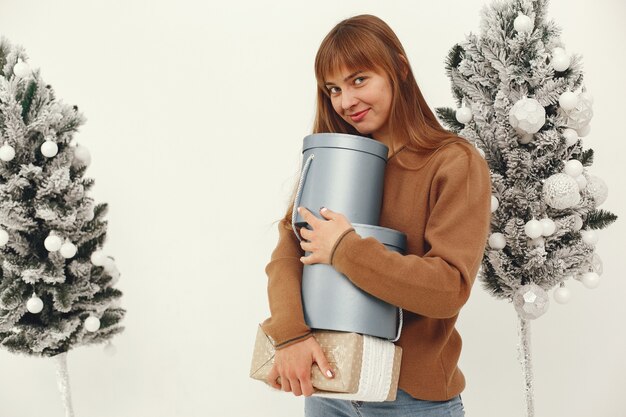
[304,389,464,417]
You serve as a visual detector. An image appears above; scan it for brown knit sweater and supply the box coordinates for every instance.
[261,141,492,401]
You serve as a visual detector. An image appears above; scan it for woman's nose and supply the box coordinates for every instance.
[341,90,358,110]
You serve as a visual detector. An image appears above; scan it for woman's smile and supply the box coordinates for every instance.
[349,109,370,122]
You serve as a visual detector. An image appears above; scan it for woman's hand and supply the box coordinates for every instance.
[266,336,334,397]
[297,206,353,265]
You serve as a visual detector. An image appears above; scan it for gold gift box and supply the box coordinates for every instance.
[250,325,402,401]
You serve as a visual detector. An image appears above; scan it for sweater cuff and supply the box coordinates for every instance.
[330,228,356,267]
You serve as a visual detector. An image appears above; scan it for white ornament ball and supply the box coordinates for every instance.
[518,133,534,144]
[553,286,571,304]
[509,98,546,134]
[0,228,8,247]
[572,215,583,232]
[552,53,571,72]
[491,195,499,213]
[559,91,578,111]
[0,142,16,162]
[104,342,117,356]
[103,257,117,274]
[524,219,543,239]
[552,47,566,56]
[577,123,591,137]
[91,250,107,266]
[41,140,58,158]
[488,232,506,250]
[575,175,588,191]
[586,174,608,206]
[27,295,44,314]
[73,145,92,167]
[563,159,584,177]
[455,107,473,124]
[562,128,578,147]
[581,272,601,289]
[85,316,101,332]
[562,93,594,130]
[581,229,599,246]
[60,241,77,259]
[44,234,63,252]
[540,218,556,236]
[542,173,581,209]
[514,13,533,33]
[591,253,603,275]
[13,60,31,78]
[513,283,550,320]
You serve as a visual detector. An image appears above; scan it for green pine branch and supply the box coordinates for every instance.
[586,209,618,230]
[20,80,37,124]
[435,107,464,133]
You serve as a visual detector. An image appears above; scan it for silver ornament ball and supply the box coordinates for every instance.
[514,283,550,320]
[543,173,581,209]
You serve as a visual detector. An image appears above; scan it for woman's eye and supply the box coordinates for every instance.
[328,86,340,94]
[354,76,366,85]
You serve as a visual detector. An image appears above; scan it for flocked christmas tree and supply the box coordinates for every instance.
[435,0,617,415]
[0,38,125,417]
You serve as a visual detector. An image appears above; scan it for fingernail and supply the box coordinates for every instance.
[320,206,327,212]
[297,207,301,212]
[326,370,333,378]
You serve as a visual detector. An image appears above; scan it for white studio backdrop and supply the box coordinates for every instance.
[0,1,624,416]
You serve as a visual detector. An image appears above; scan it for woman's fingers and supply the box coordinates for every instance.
[266,365,281,390]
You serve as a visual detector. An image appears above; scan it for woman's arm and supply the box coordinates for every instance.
[330,149,492,319]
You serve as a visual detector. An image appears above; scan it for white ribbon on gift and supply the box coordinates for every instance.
[312,333,397,402]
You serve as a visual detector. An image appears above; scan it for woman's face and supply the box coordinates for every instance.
[324,66,393,143]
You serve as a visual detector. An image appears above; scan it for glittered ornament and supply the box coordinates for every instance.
[491,195,499,213]
[513,283,550,320]
[85,316,101,332]
[514,13,533,33]
[540,218,556,236]
[543,173,581,209]
[563,159,583,177]
[558,91,578,111]
[581,229,599,246]
[509,98,546,135]
[0,142,16,162]
[586,174,608,206]
[91,250,106,266]
[575,175,588,191]
[0,228,8,246]
[572,215,583,231]
[553,285,571,304]
[524,219,543,239]
[591,253,603,275]
[13,60,31,78]
[581,272,600,289]
[44,234,63,252]
[26,294,44,314]
[60,241,77,258]
[72,145,91,167]
[551,52,571,72]
[41,140,59,158]
[488,232,506,250]
[455,107,472,124]
[561,92,594,131]
[562,128,578,147]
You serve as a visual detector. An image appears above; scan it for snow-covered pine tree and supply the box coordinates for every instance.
[435,0,617,415]
[0,38,125,417]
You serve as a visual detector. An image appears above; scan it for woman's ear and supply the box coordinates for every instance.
[398,54,409,81]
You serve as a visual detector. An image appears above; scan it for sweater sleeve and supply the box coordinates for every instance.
[260,217,314,349]
[330,148,492,319]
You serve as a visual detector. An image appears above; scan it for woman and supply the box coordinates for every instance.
[260,14,491,416]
